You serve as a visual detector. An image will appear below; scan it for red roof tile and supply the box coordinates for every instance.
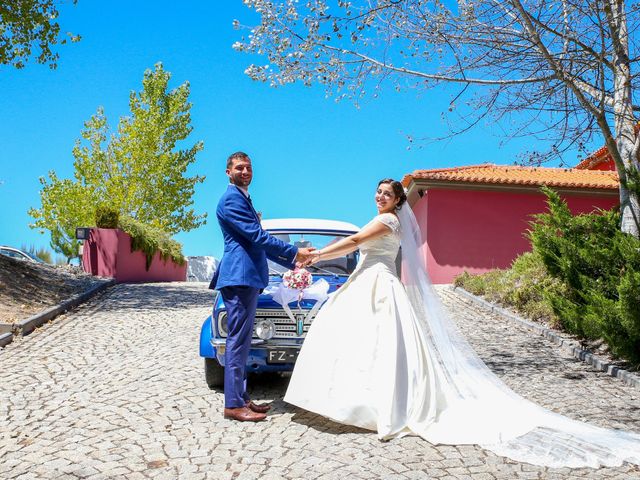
[575,145,611,170]
[402,164,619,190]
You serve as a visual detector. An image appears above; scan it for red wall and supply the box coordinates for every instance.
[413,188,619,284]
[82,228,187,283]
[591,159,616,171]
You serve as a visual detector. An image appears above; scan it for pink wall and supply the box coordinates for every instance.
[82,228,187,283]
[591,159,616,171]
[413,188,619,284]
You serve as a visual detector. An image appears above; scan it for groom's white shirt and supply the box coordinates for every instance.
[233,184,249,198]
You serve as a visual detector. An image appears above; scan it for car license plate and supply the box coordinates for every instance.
[266,348,299,364]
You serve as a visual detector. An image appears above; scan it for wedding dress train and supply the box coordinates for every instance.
[284,210,640,468]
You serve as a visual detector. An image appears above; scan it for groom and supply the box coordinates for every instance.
[210,151,315,422]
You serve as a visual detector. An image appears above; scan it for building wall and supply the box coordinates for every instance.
[82,228,187,283]
[590,158,616,171]
[413,188,619,284]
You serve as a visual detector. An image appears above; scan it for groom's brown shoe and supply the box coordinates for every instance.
[224,406,267,422]
[246,401,271,414]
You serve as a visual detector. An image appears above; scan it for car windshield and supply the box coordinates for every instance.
[267,232,358,276]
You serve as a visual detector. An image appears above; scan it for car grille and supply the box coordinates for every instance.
[254,309,315,338]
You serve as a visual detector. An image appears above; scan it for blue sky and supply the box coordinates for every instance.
[0,1,595,260]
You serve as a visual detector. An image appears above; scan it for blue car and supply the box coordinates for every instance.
[199,218,360,388]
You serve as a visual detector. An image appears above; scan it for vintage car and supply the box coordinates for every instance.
[199,218,360,388]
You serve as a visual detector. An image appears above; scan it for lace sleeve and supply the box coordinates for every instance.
[375,213,400,233]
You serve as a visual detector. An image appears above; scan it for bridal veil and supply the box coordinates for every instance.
[397,205,640,468]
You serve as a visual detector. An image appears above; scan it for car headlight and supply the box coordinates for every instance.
[218,311,228,336]
[255,319,276,340]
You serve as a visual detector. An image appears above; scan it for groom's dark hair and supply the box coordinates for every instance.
[227,151,251,169]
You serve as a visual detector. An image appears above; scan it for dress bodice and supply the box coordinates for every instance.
[357,213,401,274]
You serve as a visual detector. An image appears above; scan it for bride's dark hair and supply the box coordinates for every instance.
[378,178,407,210]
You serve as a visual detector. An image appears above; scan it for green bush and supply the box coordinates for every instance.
[118,216,185,270]
[455,252,561,326]
[456,187,640,366]
[94,205,184,270]
[95,205,120,228]
[502,252,564,325]
[529,187,640,364]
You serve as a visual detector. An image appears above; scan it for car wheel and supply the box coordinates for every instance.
[204,357,224,389]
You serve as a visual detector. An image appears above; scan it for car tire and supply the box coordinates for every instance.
[205,357,225,389]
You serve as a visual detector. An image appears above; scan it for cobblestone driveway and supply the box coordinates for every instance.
[1,283,639,479]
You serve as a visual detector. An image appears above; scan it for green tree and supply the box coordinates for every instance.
[0,1,80,69]
[29,63,206,260]
[31,171,94,260]
[529,187,640,363]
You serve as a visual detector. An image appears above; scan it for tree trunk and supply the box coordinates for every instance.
[616,138,640,237]
[606,0,640,237]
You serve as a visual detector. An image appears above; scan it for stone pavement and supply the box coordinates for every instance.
[1,283,639,480]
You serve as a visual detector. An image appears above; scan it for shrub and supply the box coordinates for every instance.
[118,216,185,270]
[94,205,184,270]
[528,187,640,364]
[502,252,564,325]
[456,187,640,365]
[95,205,120,228]
[455,252,561,327]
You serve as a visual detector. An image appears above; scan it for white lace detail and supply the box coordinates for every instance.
[375,212,401,234]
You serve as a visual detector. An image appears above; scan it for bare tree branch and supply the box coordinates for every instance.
[235,0,640,235]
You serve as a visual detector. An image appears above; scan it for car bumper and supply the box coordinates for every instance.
[211,339,303,373]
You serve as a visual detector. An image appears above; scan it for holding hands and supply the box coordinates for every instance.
[295,247,319,268]
[299,250,321,268]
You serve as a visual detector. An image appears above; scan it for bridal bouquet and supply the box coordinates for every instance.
[264,268,330,326]
[283,268,312,292]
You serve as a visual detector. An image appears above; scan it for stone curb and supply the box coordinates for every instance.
[451,285,640,389]
[10,279,116,339]
[0,332,12,348]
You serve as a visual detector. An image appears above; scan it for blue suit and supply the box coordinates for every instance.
[210,184,297,408]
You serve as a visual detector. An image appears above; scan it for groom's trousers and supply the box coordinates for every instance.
[219,286,259,408]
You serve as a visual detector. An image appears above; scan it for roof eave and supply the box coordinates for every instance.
[404,177,619,205]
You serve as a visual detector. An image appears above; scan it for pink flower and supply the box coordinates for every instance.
[283,268,312,291]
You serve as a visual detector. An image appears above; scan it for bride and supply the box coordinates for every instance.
[284,178,640,469]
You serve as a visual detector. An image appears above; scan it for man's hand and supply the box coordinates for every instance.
[295,247,316,267]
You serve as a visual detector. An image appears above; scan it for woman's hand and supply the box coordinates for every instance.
[309,251,322,266]
[302,250,320,268]
[299,250,321,268]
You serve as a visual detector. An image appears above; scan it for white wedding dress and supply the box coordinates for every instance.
[284,211,640,468]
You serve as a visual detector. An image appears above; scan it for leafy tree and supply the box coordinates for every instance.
[31,171,94,260]
[529,187,640,364]
[234,0,640,236]
[29,63,206,260]
[0,0,80,69]
[458,188,640,364]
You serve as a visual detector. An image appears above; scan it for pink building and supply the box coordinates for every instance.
[82,228,187,283]
[402,164,619,284]
[574,145,616,171]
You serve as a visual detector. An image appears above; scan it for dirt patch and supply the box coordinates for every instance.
[0,254,107,323]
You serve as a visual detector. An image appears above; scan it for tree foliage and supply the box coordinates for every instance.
[118,216,185,270]
[456,187,640,365]
[234,0,640,235]
[529,187,640,364]
[29,63,206,259]
[0,0,80,69]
